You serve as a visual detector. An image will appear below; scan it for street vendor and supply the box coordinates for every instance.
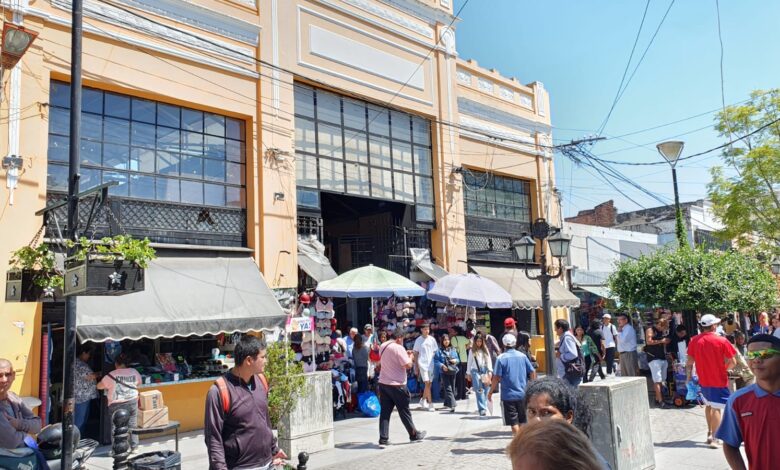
[0,358,41,449]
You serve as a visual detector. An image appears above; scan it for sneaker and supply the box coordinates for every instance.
[378,440,389,449]
[428,404,436,412]
[410,430,427,442]
[450,407,456,413]
[479,410,487,417]
[419,398,428,409]
[708,438,720,449]
[655,401,669,409]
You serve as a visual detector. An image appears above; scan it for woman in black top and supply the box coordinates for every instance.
[645,318,671,408]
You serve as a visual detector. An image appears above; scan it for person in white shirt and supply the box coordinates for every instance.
[617,313,638,377]
[413,324,439,411]
[600,314,618,375]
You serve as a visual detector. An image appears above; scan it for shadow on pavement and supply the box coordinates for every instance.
[335,442,381,450]
[654,440,711,449]
[471,430,510,438]
[450,447,506,455]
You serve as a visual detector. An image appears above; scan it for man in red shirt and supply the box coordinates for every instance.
[686,314,737,449]
[716,334,780,470]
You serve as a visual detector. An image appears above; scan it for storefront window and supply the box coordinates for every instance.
[46,80,246,208]
[293,83,435,222]
[463,170,531,224]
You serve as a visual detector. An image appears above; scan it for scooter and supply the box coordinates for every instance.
[38,424,99,470]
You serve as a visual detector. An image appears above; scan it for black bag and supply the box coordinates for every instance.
[443,362,459,376]
[563,334,585,378]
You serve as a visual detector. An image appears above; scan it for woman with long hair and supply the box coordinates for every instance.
[467,333,493,416]
[434,334,459,412]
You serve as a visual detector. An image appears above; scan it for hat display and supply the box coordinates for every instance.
[699,314,721,327]
[299,293,311,305]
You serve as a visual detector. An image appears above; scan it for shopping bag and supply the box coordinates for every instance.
[361,394,381,417]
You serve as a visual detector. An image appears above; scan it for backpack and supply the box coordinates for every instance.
[562,333,585,379]
[215,373,269,415]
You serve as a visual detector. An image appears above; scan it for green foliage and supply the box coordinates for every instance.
[65,235,156,267]
[708,89,780,252]
[9,244,63,289]
[608,247,777,314]
[264,341,307,429]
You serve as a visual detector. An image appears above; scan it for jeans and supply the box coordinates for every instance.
[586,355,605,382]
[431,364,441,402]
[355,367,369,394]
[378,384,418,442]
[74,400,91,434]
[109,400,139,448]
[440,371,457,409]
[470,370,488,414]
[455,362,468,400]
[563,373,583,388]
[605,347,616,374]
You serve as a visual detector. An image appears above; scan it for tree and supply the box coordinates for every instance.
[608,247,776,314]
[264,340,308,429]
[708,89,780,252]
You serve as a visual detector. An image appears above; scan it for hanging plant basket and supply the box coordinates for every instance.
[5,269,64,302]
[63,254,145,296]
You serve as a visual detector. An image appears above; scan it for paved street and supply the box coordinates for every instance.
[89,393,743,470]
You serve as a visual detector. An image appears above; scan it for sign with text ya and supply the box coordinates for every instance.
[286,316,315,333]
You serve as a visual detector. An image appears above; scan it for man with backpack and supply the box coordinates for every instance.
[204,336,287,470]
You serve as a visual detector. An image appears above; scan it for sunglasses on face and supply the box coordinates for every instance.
[745,348,780,360]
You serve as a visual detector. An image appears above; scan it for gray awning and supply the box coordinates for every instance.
[77,255,286,342]
[410,248,449,281]
[298,237,337,282]
[577,285,613,299]
[470,265,581,310]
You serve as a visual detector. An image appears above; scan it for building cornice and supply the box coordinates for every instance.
[459,116,545,157]
[325,0,434,39]
[377,0,457,26]
[457,97,552,135]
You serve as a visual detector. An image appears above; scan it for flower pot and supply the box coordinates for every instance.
[63,256,145,296]
[5,269,63,302]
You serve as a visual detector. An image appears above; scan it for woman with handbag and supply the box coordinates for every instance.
[434,334,460,412]
[467,333,493,417]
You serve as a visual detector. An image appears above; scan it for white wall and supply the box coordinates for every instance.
[562,222,659,275]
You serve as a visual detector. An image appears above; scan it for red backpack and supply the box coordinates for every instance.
[214,373,269,414]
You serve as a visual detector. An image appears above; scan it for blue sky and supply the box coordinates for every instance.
[454,0,780,218]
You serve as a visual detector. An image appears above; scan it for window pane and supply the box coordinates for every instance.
[157,126,180,152]
[157,103,180,128]
[343,99,366,130]
[413,146,432,175]
[131,148,156,173]
[316,90,341,124]
[48,135,69,162]
[50,82,71,108]
[104,118,130,144]
[204,113,225,136]
[345,163,369,196]
[412,116,430,145]
[296,188,319,209]
[319,158,344,192]
[415,176,433,205]
[204,183,225,206]
[105,93,130,119]
[47,164,68,191]
[105,171,128,196]
[182,109,203,132]
[204,135,226,159]
[80,140,102,166]
[131,122,156,148]
[296,153,318,188]
[294,84,315,118]
[156,177,180,202]
[181,155,203,179]
[370,168,392,199]
[392,141,413,172]
[393,172,414,202]
[367,106,389,136]
[295,117,316,154]
[50,108,70,135]
[129,174,155,199]
[344,130,368,164]
[204,159,225,182]
[80,168,101,191]
[82,88,103,114]
[226,186,244,208]
[226,117,245,141]
[132,98,156,123]
[181,180,203,204]
[369,136,391,168]
[391,111,411,141]
[103,144,129,170]
[82,113,103,140]
[317,123,343,160]
[182,131,204,156]
[226,161,244,185]
[416,205,434,222]
[155,151,178,175]
[226,139,244,163]
[465,198,477,215]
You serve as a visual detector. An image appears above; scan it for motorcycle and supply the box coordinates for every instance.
[39,423,99,470]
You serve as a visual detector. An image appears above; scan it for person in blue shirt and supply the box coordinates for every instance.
[488,334,536,434]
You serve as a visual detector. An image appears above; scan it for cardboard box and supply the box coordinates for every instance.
[138,390,164,411]
[137,406,169,428]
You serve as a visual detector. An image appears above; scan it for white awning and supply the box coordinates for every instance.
[470,265,581,310]
[298,237,338,282]
[410,248,449,281]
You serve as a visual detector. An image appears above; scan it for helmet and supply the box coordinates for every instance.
[37,423,80,460]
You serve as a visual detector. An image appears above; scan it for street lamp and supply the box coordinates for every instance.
[512,218,571,374]
[1,22,38,69]
[657,141,688,248]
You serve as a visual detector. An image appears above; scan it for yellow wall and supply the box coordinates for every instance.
[140,381,214,434]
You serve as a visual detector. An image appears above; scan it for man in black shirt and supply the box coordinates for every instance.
[587,323,606,381]
[645,317,672,408]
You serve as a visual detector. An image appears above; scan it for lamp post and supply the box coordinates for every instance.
[657,141,688,248]
[512,218,571,374]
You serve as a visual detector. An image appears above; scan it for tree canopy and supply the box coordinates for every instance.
[608,247,777,314]
[708,89,780,252]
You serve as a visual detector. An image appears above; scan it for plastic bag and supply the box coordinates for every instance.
[686,377,701,401]
[407,376,419,394]
[360,393,381,417]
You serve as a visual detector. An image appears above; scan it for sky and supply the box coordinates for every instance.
[454,0,780,218]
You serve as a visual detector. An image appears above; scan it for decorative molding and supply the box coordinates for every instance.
[535,81,547,117]
[440,0,451,7]
[439,25,456,56]
[498,86,514,102]
[331,0,434,39]
[519,94,533,109]
[378,0,457,26]
[459,116,543,156]
[51,0,255,64]
[458,97,552,135]
[116,0,261,45]
[28,6,259,78]
[231,0,257,7]
[456,68,472,85]
[271,0,280,112]
[477,78,494,94]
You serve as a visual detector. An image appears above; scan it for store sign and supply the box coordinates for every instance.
[286,316,315,333]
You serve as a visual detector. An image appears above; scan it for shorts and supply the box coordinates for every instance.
[648,359,668,384]
[419,367,432,382]
[502,400,526,426]
[700,386,730,409]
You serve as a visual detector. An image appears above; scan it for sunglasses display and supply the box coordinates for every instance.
[745,348,780,360]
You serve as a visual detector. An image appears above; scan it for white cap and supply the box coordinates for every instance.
[602,313,612,320]
[699,314,721,327]
[502,334,517,347]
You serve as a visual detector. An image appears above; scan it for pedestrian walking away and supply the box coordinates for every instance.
[600,314,618,375]
[556,320,585,388]
[645,316,672,408]
[377,332,426,447]
[686,314,737,450]
[587,323,607,381]
[467,333,493,417]
[616,313,638,377]
[434,334,460,412]
[575,326,600,383]
[716,334,780,470]
[488,334,536,434]
[412,324,438,412]
[353,334,370,395]
[204,336,287,470]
